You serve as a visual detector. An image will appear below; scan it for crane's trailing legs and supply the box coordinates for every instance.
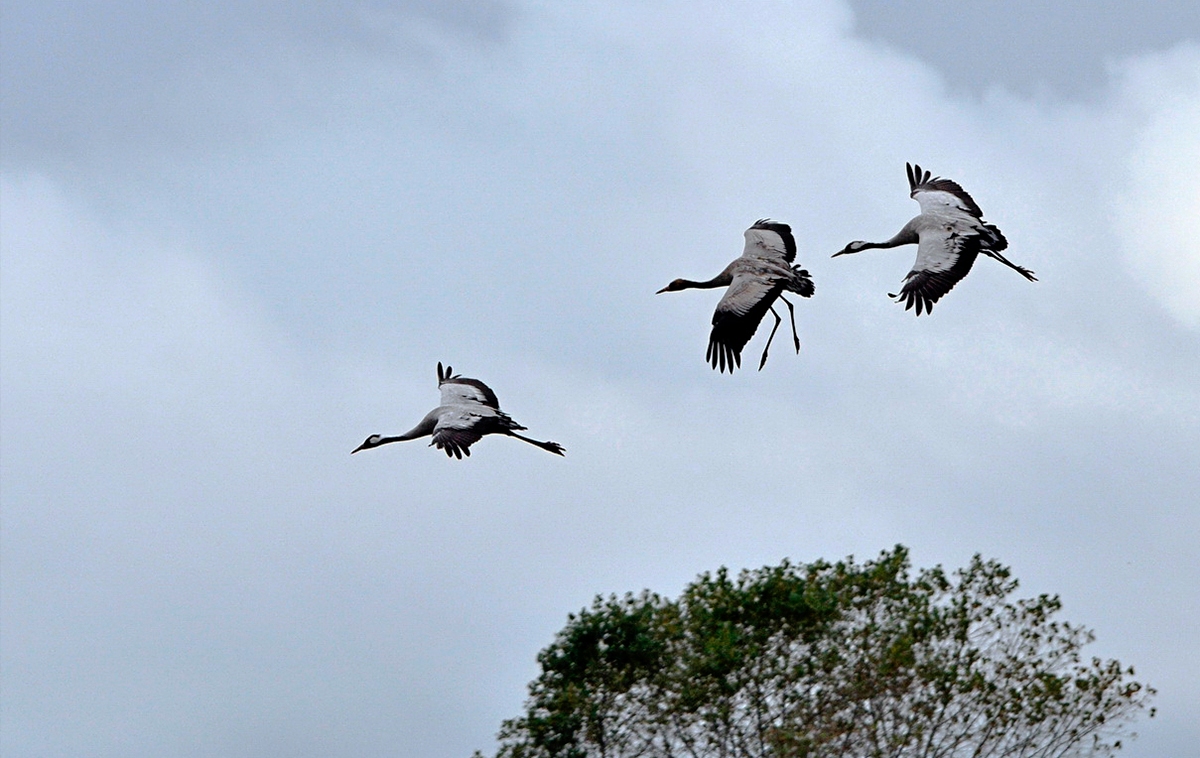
[988,249,1038,282]
[782,296,801,352]
[507,433,565,456]
[760,308,782,370]
[757,296,802,371]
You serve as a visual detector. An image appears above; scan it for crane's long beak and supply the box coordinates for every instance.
[351,441,369,454]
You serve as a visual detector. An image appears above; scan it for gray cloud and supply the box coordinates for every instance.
[848,0,1200,97]
[0,0,516,173]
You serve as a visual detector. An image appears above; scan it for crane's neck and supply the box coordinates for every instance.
[396,412,438,441]
[374,432,420,446]
[682,276,727,289]
[863,220,920,250]
[659,270,734,293]
[375,414,438,446]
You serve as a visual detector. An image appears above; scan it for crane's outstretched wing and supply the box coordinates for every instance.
[891,225,984,315]
[908,163,987,220]
[431,408,488,458]
[707,273,782,372]
[745,219,797,263]
[439,376,501,409]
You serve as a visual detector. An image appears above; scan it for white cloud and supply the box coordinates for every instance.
[1113,45,1200,328]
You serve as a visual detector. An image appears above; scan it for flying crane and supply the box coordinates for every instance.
[657,219,815,372]
[833,163,1036,315]
[352,363,565,459]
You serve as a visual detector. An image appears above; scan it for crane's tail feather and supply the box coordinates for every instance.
[790,266,815,298]
[981,223,1009,252]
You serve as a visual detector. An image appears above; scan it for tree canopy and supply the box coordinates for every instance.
[481,546,1153,758]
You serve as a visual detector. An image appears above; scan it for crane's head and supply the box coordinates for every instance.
[352,435,383,454]
[656,278,689,293]
[832,241,867,257]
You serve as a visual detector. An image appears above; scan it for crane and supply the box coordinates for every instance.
[352,363,565,458]
[833,163,1036,315]
[657,219,815,372]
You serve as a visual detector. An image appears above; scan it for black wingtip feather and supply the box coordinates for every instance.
[707,340,741,374]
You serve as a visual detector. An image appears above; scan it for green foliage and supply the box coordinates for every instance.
[483,546,1153,758]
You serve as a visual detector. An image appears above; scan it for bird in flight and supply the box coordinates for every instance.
[657,219,815,372]
[833,163,1036,315]
[352,363,565,458]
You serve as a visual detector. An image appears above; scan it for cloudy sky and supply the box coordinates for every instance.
[2,2,1198,756]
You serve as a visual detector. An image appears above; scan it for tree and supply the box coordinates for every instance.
[480,546,1154,758]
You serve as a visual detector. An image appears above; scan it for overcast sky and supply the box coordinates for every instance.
[2,2,1198,757]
